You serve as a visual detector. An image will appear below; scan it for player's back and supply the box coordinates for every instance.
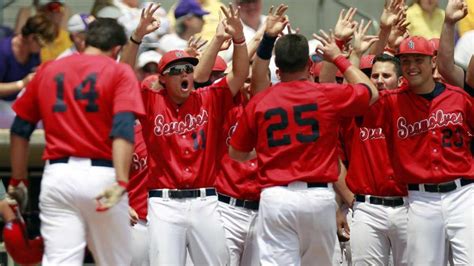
[247,80,370,187]
[20,53,140,160]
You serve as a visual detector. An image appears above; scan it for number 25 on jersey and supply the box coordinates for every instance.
[265,103,320,147]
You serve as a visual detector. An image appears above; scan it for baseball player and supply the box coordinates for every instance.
[8,18,145,265]
[128,122,151,266]
[134,3,250,265]
[361,35,473,265]
[229,21,379,264]
[339,54,409,266]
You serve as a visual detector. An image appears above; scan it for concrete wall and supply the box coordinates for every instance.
[2,0,449,38]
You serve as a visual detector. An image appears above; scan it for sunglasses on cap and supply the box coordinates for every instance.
[162,64,194,76]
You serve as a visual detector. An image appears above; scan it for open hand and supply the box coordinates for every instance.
[334,8,358,42]
[133,3,162,41]
[313,29,343,62]
[265,4,289,37]
[220,3,244,40]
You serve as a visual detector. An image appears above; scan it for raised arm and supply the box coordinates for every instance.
[193,15,230,83]
[370,0,404,55]
[350,20,379,68]
[120,3,161,68]
[318,8,357,83]
[221,4,249,96]
[251,4,289,95]
[438,0,468,88]
[466,56,474,88]
[314,30,379,104]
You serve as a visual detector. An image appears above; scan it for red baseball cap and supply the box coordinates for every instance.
[3,220,44,264]
[158,50,199,74]
[360,54,375,70]
[212,56,227,72]
[397,36,433,56]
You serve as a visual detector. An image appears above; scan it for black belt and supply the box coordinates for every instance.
[408,178,473,193]
[149,188,216,199]
[218,193,259,211]
[355,195,404,207]
[282,182,328,188]
[49,157,113,167]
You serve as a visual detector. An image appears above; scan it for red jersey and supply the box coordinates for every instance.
[362,83,474,184]
[215,94,259,200]
[139,78,233,189]
[12,54,145,160]
[340,117,407,197]
[230,80,371,188]
[128,124,149,220]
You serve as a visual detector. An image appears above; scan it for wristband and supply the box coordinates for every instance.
[129,35,142,45]
[333,55,352,74]
[383,47,397,55]
[256,33,277,60]
[233,37,246,46]
[335,38,346,50]
[117,180,128,189]
[9,178,29,187]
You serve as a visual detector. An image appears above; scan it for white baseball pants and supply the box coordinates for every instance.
[39,158,131,266]
[257,182,337,266]
[147,192,229,266]
[218,200,259,266]
[407,183,473,266]
[131,220,150,266]
[350,200,408,266]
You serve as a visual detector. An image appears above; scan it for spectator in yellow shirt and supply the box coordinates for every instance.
[168,0,223,41]
[14,1,71,62]
[406,0,445,39]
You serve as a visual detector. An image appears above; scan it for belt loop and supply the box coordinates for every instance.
[454,178,461,189]
[419,184,425,193]
[365,195,370,203]
[229,197,237,206]
[200,188,206,199]
[162,189,169,200]
[327,183,334,191]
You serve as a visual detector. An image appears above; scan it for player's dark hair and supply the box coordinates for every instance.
[85,18,127,51]
[274,34,309,73]
[373,54,402,78]
[21,14,57,43]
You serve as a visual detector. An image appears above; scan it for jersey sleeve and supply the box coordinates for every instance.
[112,64,145,117]
[12,69,42,123]
[322,83,371,117]
[229,99,257,152]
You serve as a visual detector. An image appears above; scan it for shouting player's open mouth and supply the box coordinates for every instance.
[180,80,190,92]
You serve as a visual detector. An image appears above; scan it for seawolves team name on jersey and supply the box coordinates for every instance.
[359,127,385,141]
[154,109,209,136]
[397,109,463,139]
[132,152,147,171]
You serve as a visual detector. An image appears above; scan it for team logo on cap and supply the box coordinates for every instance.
[408,40,415,50]
[175,51,184,58]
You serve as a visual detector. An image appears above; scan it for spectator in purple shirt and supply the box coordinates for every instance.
[0,14,56,100]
